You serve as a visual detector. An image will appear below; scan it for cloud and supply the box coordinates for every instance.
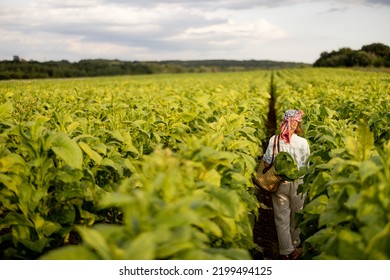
[365,0,390,5]
[0,0,290,60]
[318,6,349,14]
[100,0,279,10]
[0,0,388,62]
[174,19,287,43]
[101,0,390,9]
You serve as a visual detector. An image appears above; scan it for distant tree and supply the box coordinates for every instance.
[314,43,390,68]
[351,51,371,67]
[361,43,390,57]
[0,58,309,80]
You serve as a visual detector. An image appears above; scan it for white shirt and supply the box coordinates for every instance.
[263,133,310,169]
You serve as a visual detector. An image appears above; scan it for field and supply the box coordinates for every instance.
[0,68,389,260]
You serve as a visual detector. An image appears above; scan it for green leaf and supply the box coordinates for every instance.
[356,200,386,226]
[154,228,196,258]
[345,124,375,161]
[101,158,122,176]
[3,212,34,228]
[195,218,223,238]
[201,169,221,187]
[79,141,103,164]
[366,223,390,260]
[92,142,107,155]
[304,228,334,250]
[308,171,331,200]
[205,248,251,260]
[304,195,328,215]
[49,132,83,169]
[158,240,194,259]
[214,216,237,238]
[360,224,384,243]
[0,173,23,195]
[124,232,156,260]
[18,237,49,253]
[121,132,140,155]
[99,192,135,209]
[66,121,80,132]
[93,224,125,240]
[337,229,365,259]
[359,160,381,183]
[0,102,13,121]
[155,211,197,229]
[56,167,83,183]
[319,200,353,227]
[0,153,28,174]
[178,249,217,260]
[206,187,240,218]
[274,152,307,181]
[106,130,124,143]
[31,214,61,238]
[76,226,112,259]
[40,246,99,260]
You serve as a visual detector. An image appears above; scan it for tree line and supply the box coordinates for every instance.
[0,58,308,80]
[1,42,388,80]
[313,43,390,68]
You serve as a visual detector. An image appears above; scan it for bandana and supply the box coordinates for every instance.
[280,109,304,144]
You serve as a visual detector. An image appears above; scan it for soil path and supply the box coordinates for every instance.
[252,72,280,260]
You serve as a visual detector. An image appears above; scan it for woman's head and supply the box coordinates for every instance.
[280,109,304,143]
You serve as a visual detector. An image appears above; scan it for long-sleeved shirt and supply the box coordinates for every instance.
[263,133,310,169]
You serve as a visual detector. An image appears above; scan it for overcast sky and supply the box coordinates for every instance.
[1,0,389,63]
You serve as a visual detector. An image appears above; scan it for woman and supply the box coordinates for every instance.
[262,109,310,260]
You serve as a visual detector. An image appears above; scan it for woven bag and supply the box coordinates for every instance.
[253,135,282,193]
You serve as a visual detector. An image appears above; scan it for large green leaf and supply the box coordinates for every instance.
[366,223,390,260]
[345,124,375,161]
[206,187,240,218]
[359,160,381,183]
[319,198,354,228]
[76,226,112,259]
[337,229,365,259]
[49,132,83,169]
[31,214,61,239]
[123,231,156,260]
[2,212,34,228]
[79,141,103,164]
[0,102,13,121]
[304,195,328,215]
[0,153,28,174]
[274,151,308,181]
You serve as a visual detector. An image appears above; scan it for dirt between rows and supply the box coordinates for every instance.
[252,73,280,260]
[252,188,280,259]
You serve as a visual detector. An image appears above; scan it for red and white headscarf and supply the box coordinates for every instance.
[280,109,304,144]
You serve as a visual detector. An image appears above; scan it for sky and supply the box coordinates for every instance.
[0,0,389,64]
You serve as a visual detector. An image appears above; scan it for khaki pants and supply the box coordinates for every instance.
[272,180,305,256]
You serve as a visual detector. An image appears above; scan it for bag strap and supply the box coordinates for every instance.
[271,135,279,164]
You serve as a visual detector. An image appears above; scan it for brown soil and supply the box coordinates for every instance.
[253,72,280,260]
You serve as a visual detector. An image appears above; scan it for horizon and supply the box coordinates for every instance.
[4,56,313,64]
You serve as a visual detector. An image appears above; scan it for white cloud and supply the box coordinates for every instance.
[169,19,288,53]
[0,0,290,60]
[0,0,389,62]
[184,20,287,39]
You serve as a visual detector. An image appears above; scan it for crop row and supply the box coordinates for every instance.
[0,72,271,259]
[275,68,390,259]
[1,68,389,260]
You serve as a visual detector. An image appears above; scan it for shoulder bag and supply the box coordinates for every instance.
[252,135,282,193]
